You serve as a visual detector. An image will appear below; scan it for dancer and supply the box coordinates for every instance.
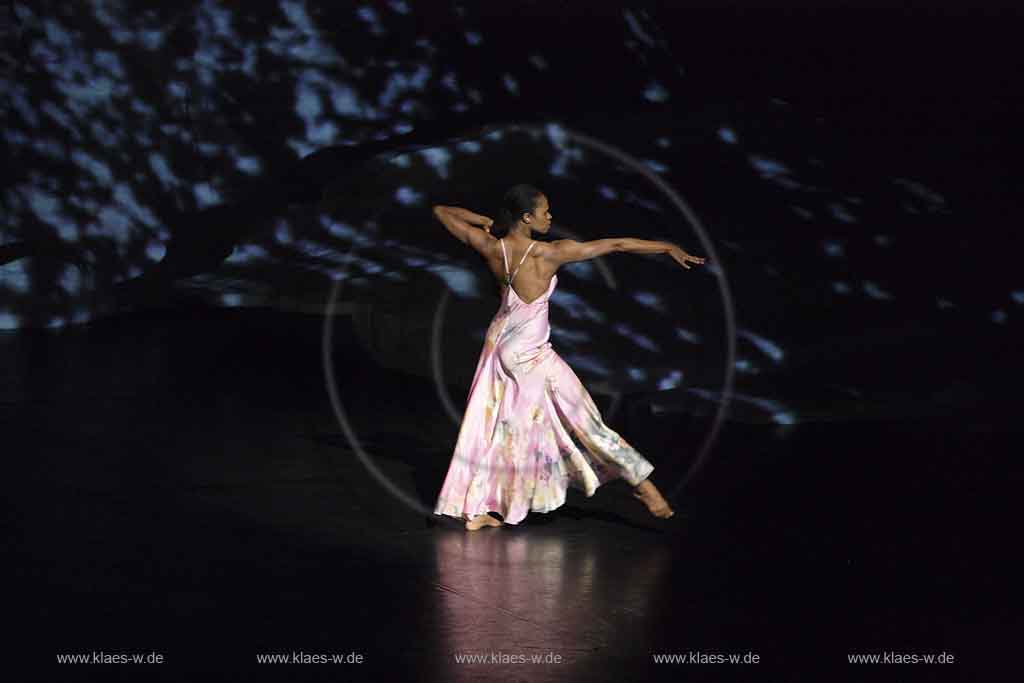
[431,185,706,531]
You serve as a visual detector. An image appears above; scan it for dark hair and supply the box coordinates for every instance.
[492,184,543,238]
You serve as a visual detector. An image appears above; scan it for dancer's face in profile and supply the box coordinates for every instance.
[524,195,552,234]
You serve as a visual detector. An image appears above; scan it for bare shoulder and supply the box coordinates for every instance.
[466,229,498,256]
[538,238,620,266]
[535,239,572,258]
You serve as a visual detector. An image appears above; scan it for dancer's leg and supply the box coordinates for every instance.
[547,359,674,518]
[633,478,674,518]
[548,360,654,487]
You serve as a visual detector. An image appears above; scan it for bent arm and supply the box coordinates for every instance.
[433,205,493,229]
[432,205,494,250]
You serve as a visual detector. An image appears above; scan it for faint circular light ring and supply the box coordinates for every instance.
[322,251,435,518]
[469,123,735,495]
[321,122,735,516]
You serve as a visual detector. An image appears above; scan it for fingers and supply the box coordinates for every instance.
[678,252,706,265]
[672,252,708,269]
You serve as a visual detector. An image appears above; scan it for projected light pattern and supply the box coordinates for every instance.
[684,388,795,426]
[2,0,1003,450]
[633,291,668,313]
[738,329,785,364]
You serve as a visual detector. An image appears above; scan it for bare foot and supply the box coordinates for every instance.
[465,513,503,531]
[633,479,675,519]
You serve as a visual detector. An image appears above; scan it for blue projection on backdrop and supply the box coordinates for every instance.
[2,0,994,429]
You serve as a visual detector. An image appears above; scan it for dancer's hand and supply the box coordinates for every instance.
[481,217,494,233]
[669,245,706,270]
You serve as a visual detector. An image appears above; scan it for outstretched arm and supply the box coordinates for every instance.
[621,238,707,269]
[432,205,495,251]
[544,238,706,269]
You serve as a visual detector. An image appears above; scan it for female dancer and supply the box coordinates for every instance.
[431,185,706,530]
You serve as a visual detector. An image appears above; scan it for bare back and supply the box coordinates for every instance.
[489,237,556,304]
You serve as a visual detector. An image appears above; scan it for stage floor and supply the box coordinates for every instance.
[3,308,1017,681]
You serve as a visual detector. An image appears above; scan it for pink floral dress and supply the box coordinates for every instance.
[433,239,655,524]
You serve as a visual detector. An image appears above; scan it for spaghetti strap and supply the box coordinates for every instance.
[499,239,510,285]
[509,241,535,284]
